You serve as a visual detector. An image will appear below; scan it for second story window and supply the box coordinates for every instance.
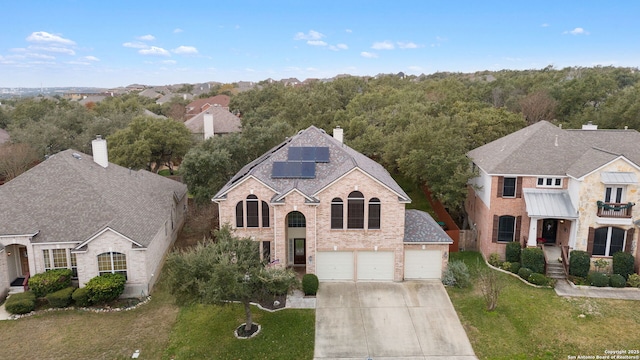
[502,177,517,198]
[537,177,562,188]
[331,198,343,229]
[246,195,259,227]
[347,191,365,229]
[368,198,381,229]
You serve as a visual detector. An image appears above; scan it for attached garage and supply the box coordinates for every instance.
[357,251,394,281]
[404,249,442,279]
[316,251,354,281]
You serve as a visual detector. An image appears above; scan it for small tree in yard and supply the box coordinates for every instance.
[478,268,504,311]
[165,225,297,336]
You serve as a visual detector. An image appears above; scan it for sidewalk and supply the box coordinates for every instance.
[555,279,640,300]
[0,300,12,320]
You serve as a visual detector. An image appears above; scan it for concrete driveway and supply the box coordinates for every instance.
[314,281,477,360]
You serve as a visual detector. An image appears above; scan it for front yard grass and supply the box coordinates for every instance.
[163,303,314,359]
[448,251,640,359]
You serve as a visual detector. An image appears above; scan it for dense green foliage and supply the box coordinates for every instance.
[518,267,533,281]
[588,272,610,287]
[521,248,545,274]
[72,287,92,307]
[505,242,522,263]
[569,251,591,278]
[28,269,73,298]
[442,260,471,288]
[301,274,319,295]
[612,252,635,279]
[509,262,521,274]
[528,273,551,286]
[45,287,75,308]
[5,291,36,315]
[85,273,126,304]
[609,274,627,288]
[627,274,640,288]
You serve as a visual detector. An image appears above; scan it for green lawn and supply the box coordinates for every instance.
[163,304,315,360]
[447,251,640,360]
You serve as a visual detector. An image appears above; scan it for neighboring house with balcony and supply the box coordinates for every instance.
[466,120,640,272]
[212,126,452,282]
[0,137,187,299]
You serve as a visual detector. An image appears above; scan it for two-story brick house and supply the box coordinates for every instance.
[466,120,640,272]
[213,126,452,281]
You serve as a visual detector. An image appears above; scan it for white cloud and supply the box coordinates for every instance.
[397,41,419,49]
[345,29,352,33]
[67,61,90,65]
[329,43,348,51]
[162,60,177,64]
[294,30,325,41]
[371,41,394,50]
[26,31,75,45]
[27,53,55,60]
[173,28,183,33]
[123,42,148,49]
[139,46,170,56]
[29,46,75,55]
[84,56,100,61]
[307,40,327,46]
[137,34,155,41]
[360,51,378,58]
[565,27,589,35]
[172,46,199,54]
[541,23,550,27]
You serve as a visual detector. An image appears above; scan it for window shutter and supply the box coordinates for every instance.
[587,227,595,255]
[515,216,522,241]
[625,228,635,253]
[497,177,504,197]
[492,215,499,243]
[516,177,523,198]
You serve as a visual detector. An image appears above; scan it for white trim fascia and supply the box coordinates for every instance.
[273,188,317,203]
[75,227,144,250]
[403,241,453,245]
[31,241,80,245]
[314,167,410,202]
[575,156,640,181]
[488,173,567,178]
[0,231,39,238]
[213,175,278,201]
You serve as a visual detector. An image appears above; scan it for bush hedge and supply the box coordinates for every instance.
[500,261,512,271]
[528,273,550,286]
[627,274,640,288]
[612,252,635,279]
[5,291,36,315]
[510,262,521,274]
[589,272,610,287]
[28,269,73,298]
[521,248,545,274]
[506,242,522,263]
[518,267,533,281]
[448,260,471,288]
[301,274,319,296]
[46,287,75,308]
[609,274,627,288]
[72,287,92,307]
[86,273,126,304]
[488,253,501,267]
[569,251,591,278]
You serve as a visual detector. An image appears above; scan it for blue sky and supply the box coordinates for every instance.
[1,1,638,88]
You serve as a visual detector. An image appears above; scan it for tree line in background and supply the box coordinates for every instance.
[2,66,640,223]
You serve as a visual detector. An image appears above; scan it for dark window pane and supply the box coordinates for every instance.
[331,198,343,229]
[555,178,561,186]
[546,178,552,186]
[261,201,270,227]
[593,228,608,256]
[288,211,306,227]
[368,198,381,229]
[246,197,259,227]
[347,191,364,229]
[610,227,625,255]
[262,241,271,262]
[235,202,244,227]
[503,178,516,197]
[537,178,544,185]
[497,216,515,242]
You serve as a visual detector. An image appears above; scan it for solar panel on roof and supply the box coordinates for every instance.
[271,161,316,178]
[315,147,330,162]
[300,162,316,178]
[272,162,288,178]
[287,147,330,162]
[288,147,303,161]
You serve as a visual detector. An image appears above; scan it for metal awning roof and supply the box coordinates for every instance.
[601,172,637,184]
[523,188,578,219]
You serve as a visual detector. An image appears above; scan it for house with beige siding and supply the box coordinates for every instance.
[466,121,640,273]
[213,126,452,282]
[0,137,187,299]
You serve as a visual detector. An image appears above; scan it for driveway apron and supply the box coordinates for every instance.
[314,281,477,360]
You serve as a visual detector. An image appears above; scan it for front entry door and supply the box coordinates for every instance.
[294,238,306,265]
[542,219,557,244]
[19,247,29,275]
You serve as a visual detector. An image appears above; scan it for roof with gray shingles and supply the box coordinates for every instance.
[0,149,187,246]
[184,106,241,134]
[403,210,453,243]
[468,121,640,178]
[0,128,9,144]
[213,126,410,203]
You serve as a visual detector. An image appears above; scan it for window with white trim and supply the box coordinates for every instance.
[536,177,562,188]
[502,178,517,197]
[593,227,625,257]
[368,198,381,229]
[331,197,343,229]
[347,191,365,229]
[42,248,78,278]
[497,216,516,242]
[97,252,128,280]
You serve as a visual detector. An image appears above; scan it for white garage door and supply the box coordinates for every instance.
[404,249,442,279]
[316,251,354,281]
[357,251,394,281]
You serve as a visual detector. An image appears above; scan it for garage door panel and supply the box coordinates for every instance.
[357,251,394,281]
[404,250,441,279]
[317,251,354,281]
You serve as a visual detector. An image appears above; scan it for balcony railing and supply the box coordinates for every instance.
[596,201,634,218]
